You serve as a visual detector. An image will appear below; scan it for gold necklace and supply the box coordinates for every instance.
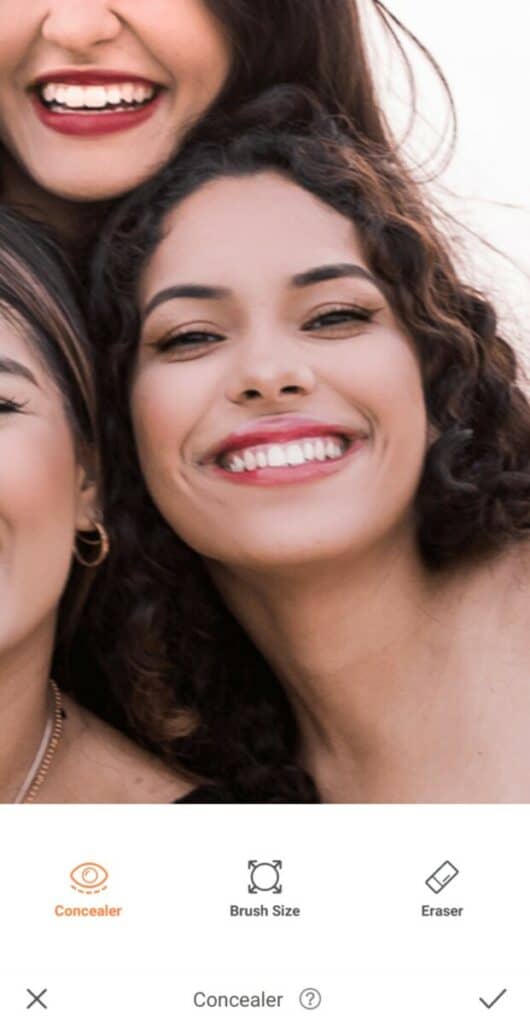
[14,681,64,804]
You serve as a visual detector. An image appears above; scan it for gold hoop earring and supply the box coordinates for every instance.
[74,522,110,568]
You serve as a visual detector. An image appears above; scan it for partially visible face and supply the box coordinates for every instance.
[0,315,95,658]
[0,1,230,201]
[131,172,429,573]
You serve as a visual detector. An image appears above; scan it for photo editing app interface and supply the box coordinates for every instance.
[3,805,530,1022]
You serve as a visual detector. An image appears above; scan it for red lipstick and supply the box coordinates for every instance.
[203,416,368,487]
[32,69,160,87]
[206,416,362,463]
[30,69,164,138]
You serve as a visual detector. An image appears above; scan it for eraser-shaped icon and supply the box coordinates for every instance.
[425,860,459,893]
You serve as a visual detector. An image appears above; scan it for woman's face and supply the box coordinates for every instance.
[0,315,95,657]
[132,172,429,572]
[0,1,230,201]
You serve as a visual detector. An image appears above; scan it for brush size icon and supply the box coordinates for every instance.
[425,860,459,894]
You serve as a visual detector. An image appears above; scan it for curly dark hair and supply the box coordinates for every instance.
[84,88,530,801]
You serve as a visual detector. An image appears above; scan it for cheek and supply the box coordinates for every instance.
[131,363,199,498]
[0,29,27,120]
[0,414,80,634]
[338,333,427,448]
[0,19,24,68]
[345,337,428,516]
[151,1,230,92]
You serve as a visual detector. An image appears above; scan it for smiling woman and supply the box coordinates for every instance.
[0,207,200,803]
[0,0,230,205]
[88,91,530,803]
[0,1,452,244]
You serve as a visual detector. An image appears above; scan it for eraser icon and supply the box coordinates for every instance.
[425,860,459,893]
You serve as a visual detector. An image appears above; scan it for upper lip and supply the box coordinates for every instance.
[203,416,368,463]
[31,69,161,89]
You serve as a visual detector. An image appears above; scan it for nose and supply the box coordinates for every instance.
[42,2,121,51]
[226,335,316,407]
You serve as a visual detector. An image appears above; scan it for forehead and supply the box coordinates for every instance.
[0,307,54,384]
[0,308,36,355]
[140,172,369,298]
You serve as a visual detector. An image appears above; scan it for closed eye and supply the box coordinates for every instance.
[0,398,28,414]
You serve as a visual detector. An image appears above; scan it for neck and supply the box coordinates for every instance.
[1,149,107,244]
[0,621,55,803]
[209,536,530,802]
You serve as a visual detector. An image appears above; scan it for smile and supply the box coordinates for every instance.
[221,435,349,473]
[31,71,164,137]
[209,434,367,487]
[39,81,157,113]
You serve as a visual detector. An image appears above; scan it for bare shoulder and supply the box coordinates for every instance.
[43,695,195,804]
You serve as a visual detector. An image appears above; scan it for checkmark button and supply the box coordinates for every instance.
[479,988,507,1009]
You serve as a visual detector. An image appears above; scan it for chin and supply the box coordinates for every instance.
[47,175,145,204]
[205,532,358,574]
[32,161,163,204]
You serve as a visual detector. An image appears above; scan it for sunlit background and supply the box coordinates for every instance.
[366,0,529,367]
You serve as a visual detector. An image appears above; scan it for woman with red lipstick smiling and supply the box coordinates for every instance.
[89,97,530,803]
[0,1,452,245]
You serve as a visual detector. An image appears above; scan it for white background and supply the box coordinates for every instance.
[366,0,529,363]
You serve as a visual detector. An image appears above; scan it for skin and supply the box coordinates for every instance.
[131,172,530,802]
[0,0,230,214]
[0,314,191,802]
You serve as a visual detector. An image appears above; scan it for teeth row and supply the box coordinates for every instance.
[223,436,349,473]
[40,82,155,109]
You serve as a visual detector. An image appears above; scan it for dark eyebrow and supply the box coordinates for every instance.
[142,284,231,323]
[142,263,385,325]
[290,263,382,291]
[0,356,38,386]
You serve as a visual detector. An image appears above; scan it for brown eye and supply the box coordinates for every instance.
[155,328,226,355]
[302,305,377,332]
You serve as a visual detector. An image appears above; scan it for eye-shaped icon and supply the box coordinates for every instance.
[70,862,109,894]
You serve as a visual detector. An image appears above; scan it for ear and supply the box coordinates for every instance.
[74,457,101,533]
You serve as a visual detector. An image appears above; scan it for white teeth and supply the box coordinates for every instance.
[286,443,305,466]
[314,439,326,461]
[64,85,85,108]
[39,81,155,111]
[84,86,107,108]
[133,84,149,102]
[121,83,135,103]
[268,445,287,468]
[106,85,122,105]
[326,440,342,458]
[222,435,354,474]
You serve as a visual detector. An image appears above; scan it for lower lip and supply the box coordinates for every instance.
[31,91,163,137]
[209,439,366,487]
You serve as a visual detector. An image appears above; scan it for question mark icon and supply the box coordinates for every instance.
[299,987,322,1010]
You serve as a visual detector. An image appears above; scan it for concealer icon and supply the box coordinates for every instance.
[425,860,459,893]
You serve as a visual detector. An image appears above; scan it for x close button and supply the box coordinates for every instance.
[26,988,48,1010]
